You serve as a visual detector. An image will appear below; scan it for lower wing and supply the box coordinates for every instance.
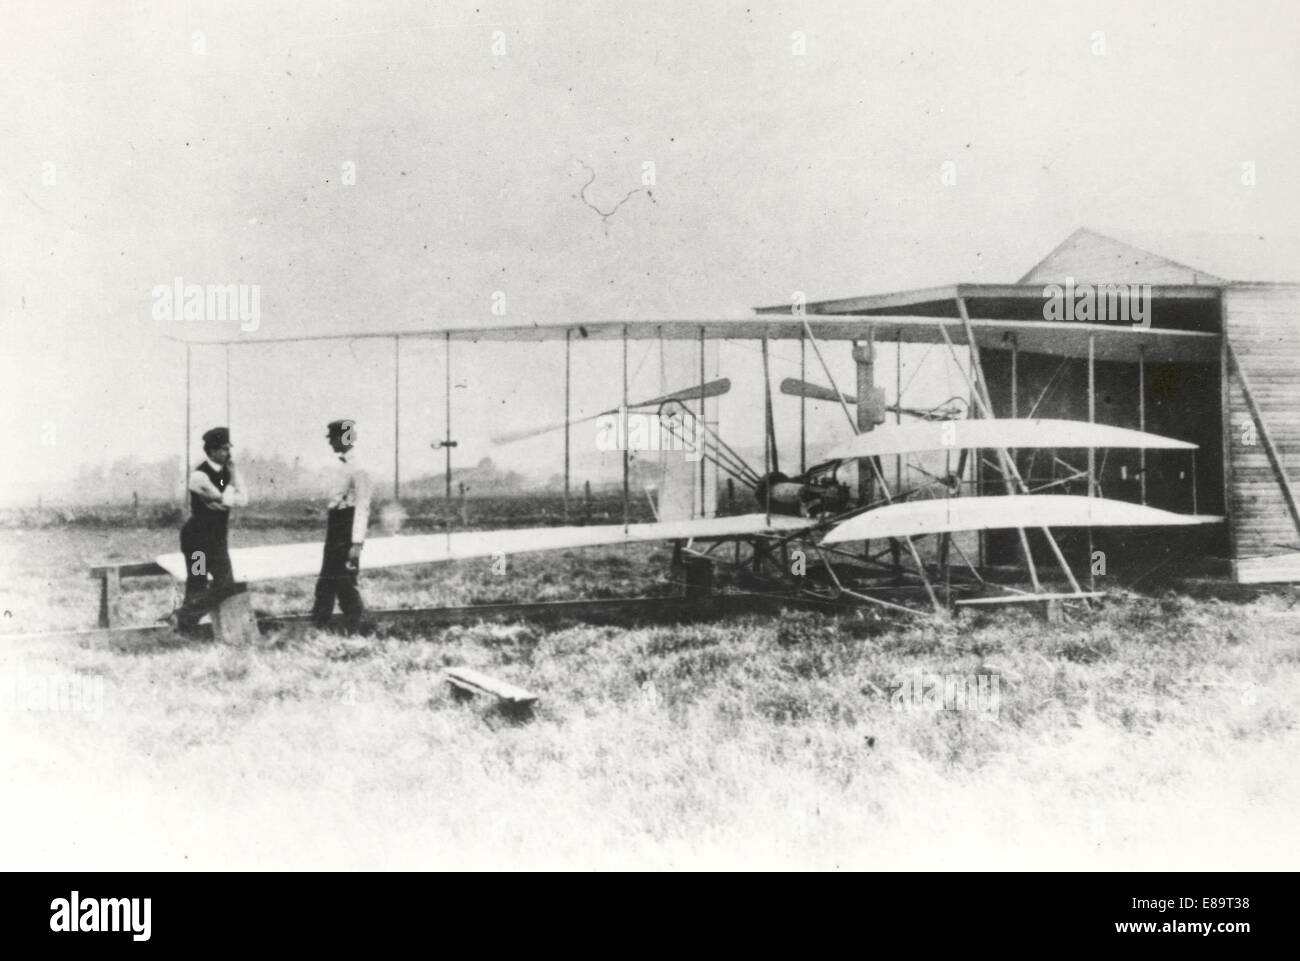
[156,513,814,583]
[821,494,1221,544]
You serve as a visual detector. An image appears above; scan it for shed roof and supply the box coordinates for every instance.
[1020,227,1300,285]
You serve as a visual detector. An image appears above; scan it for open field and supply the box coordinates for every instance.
[2,523,1299,870]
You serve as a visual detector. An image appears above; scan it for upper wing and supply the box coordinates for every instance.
[161,313,1218,363]
[155,513,813,582]
[821,494,1221,544]
[824,419,1196,461]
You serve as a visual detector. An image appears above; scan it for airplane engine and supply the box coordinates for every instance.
[753,469,850,518]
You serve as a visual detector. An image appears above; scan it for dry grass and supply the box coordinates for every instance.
[2,526,1299,869]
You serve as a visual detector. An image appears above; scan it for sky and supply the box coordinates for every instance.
[2,0,1297,502]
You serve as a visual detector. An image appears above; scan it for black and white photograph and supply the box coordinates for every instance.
[1,0,1297,899]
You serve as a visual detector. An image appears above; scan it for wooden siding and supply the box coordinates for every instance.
[1223,285,1300,578]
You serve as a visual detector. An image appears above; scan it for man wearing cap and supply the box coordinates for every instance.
[312,418,372,631]
[175,426,249,632]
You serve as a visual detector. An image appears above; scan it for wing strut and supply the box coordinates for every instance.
[761,335,773,525]
[799,316,943,615]
[951,297,1084,596]
[622,325,630,534]
[699,327,707,518]
[936,306,1041,591]
[761,336,779,475]
[799,332,807,473]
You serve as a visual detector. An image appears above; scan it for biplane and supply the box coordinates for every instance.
[148,303,1222,627]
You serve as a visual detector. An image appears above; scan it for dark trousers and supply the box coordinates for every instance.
[178,518,234,626]
[312,508,364,630]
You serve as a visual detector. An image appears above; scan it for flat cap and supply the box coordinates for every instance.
[201,426,231,448]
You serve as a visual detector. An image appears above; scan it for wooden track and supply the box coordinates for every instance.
[4,591,837,651]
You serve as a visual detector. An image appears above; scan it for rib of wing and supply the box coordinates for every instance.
[821,495,1222,545]
[824,419,1196,461]
[658,438,701,522]
[657,340,714,521]
[155,513,813,582]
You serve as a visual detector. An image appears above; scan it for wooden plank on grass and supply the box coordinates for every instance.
[1235,553,1300,585]
[444,667,538,705]
[211,585,260,645]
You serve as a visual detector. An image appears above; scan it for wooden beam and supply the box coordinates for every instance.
[12,593,827,651]
[1218,338,1237,575]
[96,566,120,629]
[1192,450,1199,514]
[1010,334,1018,419]
[89,562,168,578]
[955,591,1104,606]
[762,334,772,526]
[1139,345,1147,506]
[269,593,809,630]
[393,335,401,500]
[11,623,209,650]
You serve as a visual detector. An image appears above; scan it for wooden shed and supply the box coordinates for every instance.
[757,227,1300,584]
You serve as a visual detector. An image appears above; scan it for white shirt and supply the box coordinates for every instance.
[188,458,249,509]
[328,448,372,543]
